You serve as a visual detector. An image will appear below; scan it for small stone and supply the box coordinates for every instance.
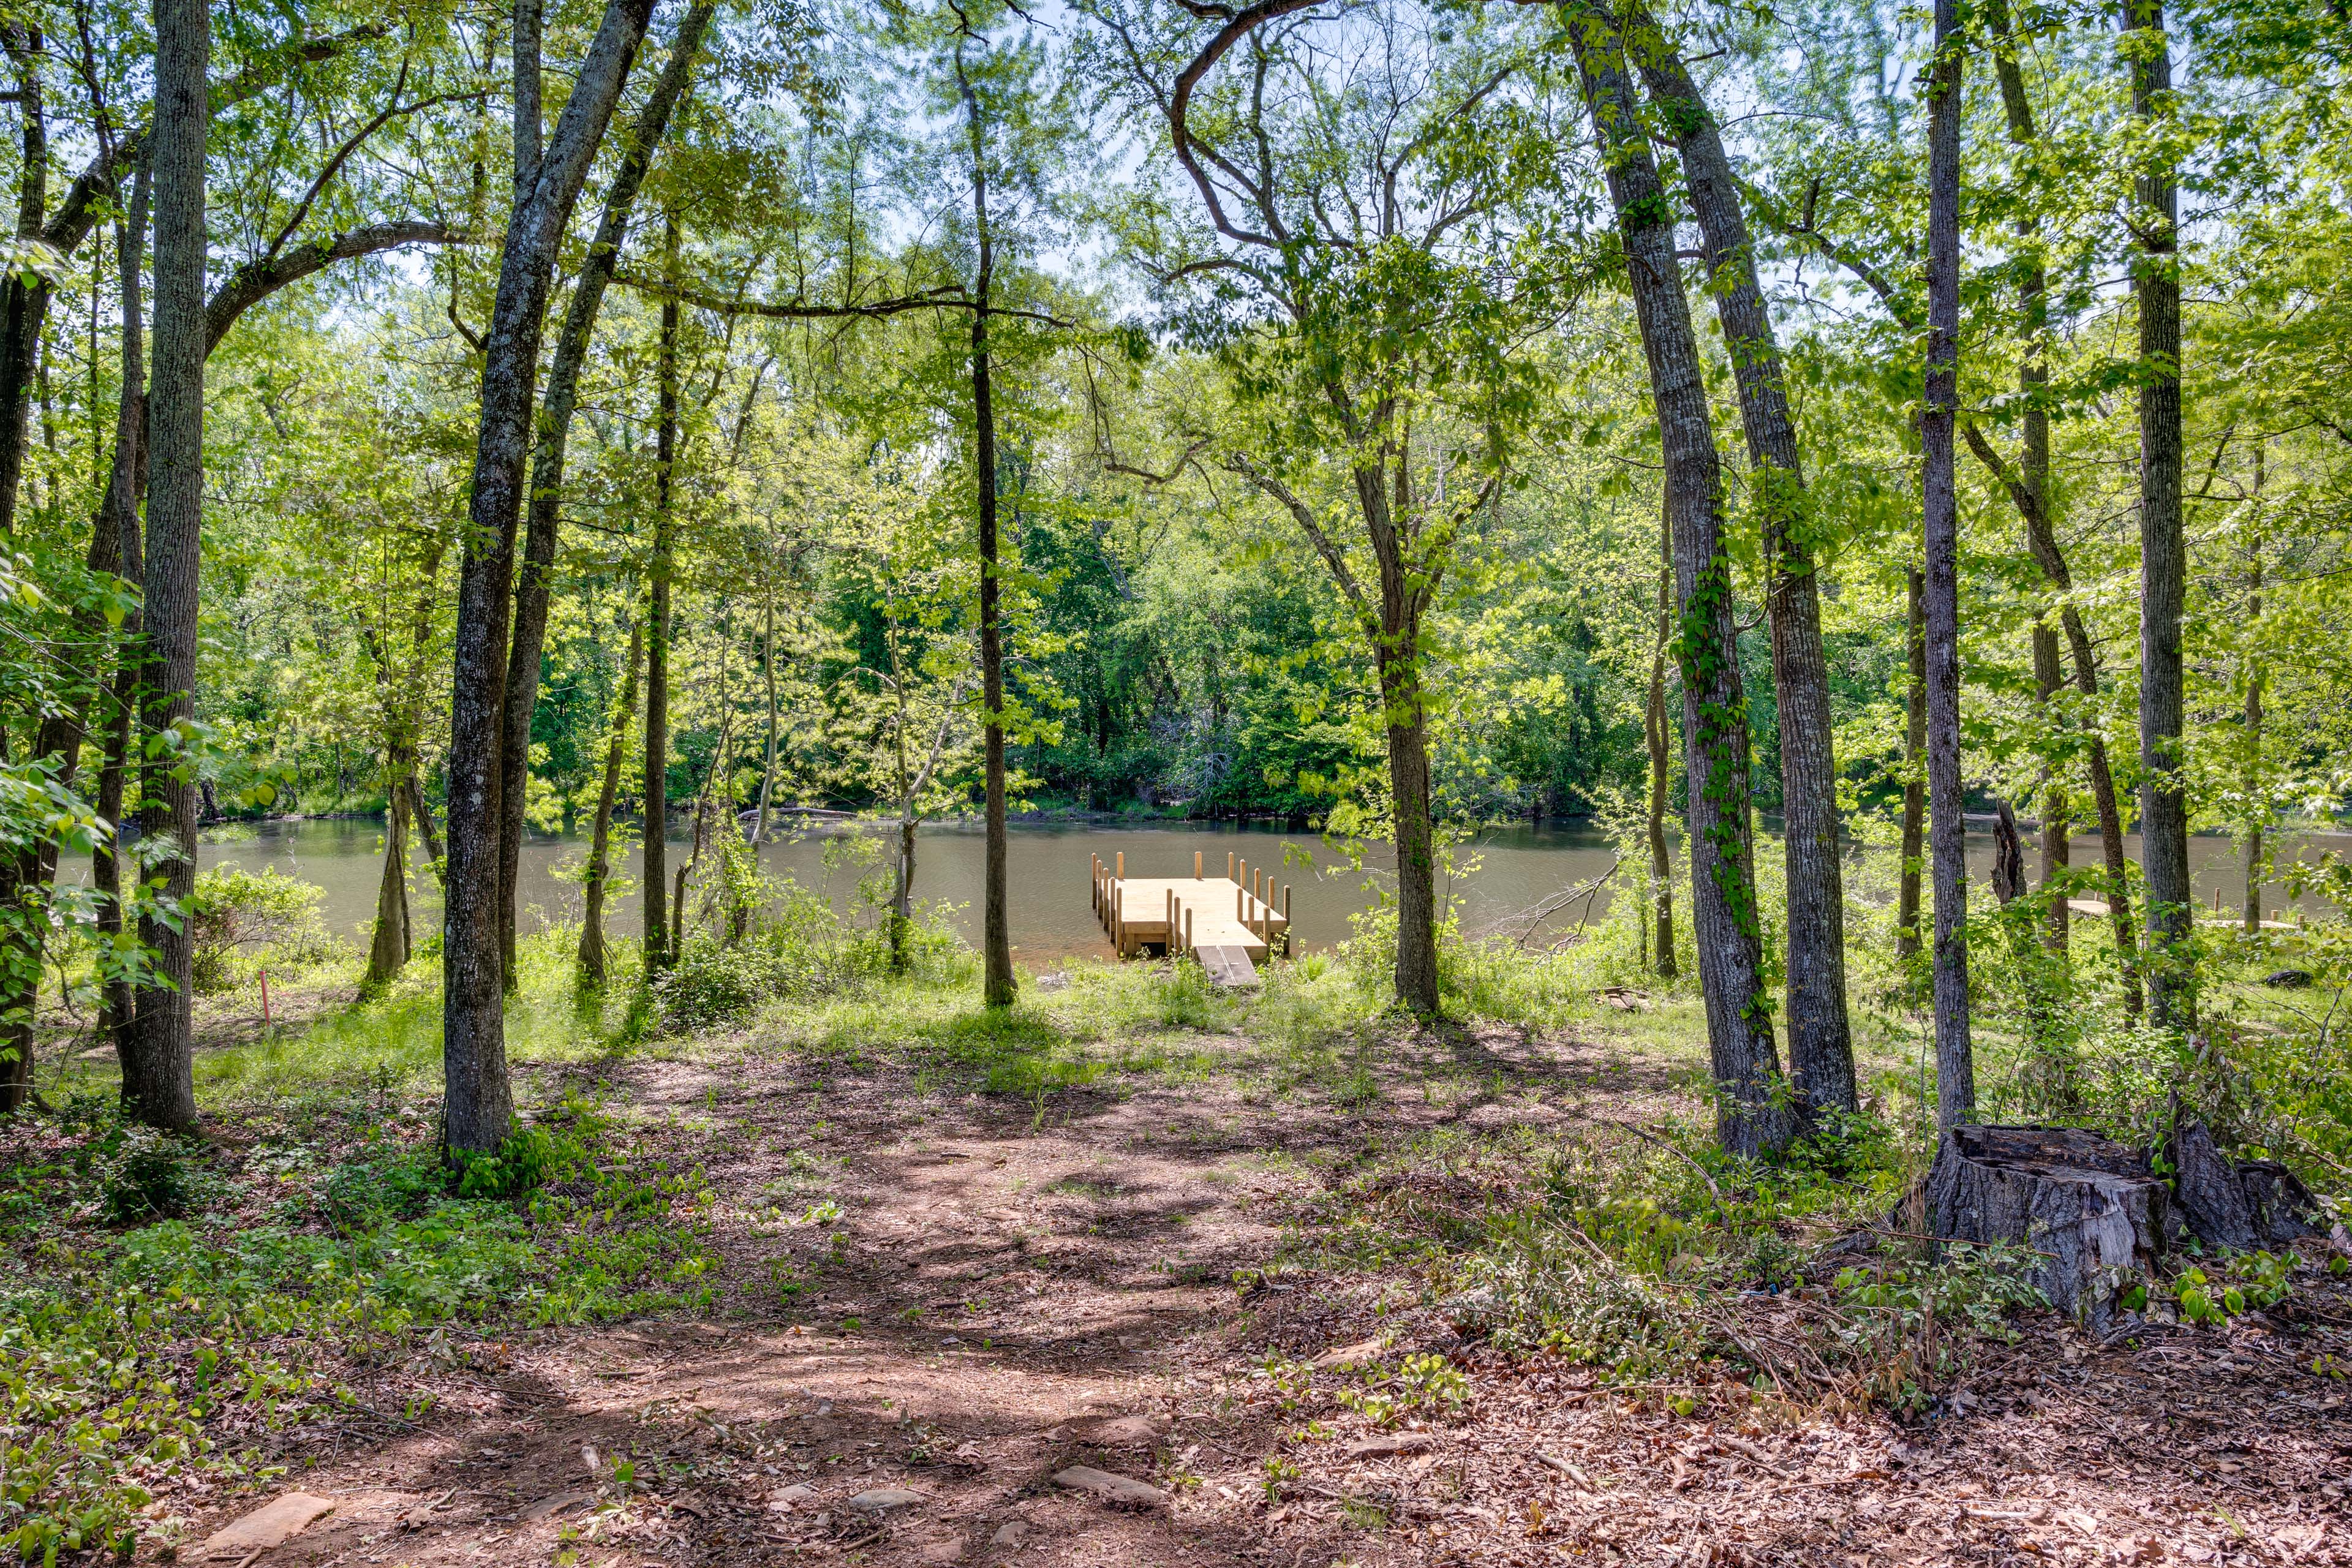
[1344,1432,1434,1458]
[848,1488,925,1514]
[767,1483,818,1512]
[200,1492,337,1556]
[992,1519,1031,1546]
[1051,1466,1169,1511]
[1312,1338,1385,1370]
[519,1490,594,1521]
[1080,1414,1166,1447]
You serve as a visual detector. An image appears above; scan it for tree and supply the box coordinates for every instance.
[1089,0,1567,1013]
[443,0,657,1158]
[1921,0,1974,1129]
[2125,0,2190,1025]
[1622,7,1854,1117]
[1561,0,1792,1156]
[118,0,208,1133]
[497,0,716,982]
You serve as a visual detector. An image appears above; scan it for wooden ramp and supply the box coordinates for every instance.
[1091,848,1293,989]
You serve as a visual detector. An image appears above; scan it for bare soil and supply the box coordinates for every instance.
[160,1021,2352,1568]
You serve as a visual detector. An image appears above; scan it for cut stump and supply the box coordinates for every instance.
[2171,1121,2324,1251]
[1921,1125,2169,1325]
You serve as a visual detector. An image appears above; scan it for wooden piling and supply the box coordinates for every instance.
[1194,849,1204,878]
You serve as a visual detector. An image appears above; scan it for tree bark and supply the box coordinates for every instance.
[1645,522,1675,980]
[1922,0,1975,1131]
[1630,19,1852,1115]
[578,618,643,984]
[0,22,48,539]
[753,579,779,845]
[959,44,1017,1012]
[1566,2,1791,1157]
[497,0,713,980]
[442,0,655,1156]
[120,0,205,1133]
[1897,565,1926,960]
[1983,0,2072,956]
[364,765,415,989]
[2126,0,2190,1027]
[642,214,679,976]
[2242,458,2263,932]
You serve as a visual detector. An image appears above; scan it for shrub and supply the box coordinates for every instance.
[80,1122,214,1224]
[186,865,333,992]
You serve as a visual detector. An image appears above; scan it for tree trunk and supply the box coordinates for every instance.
[1897,565,1926,960]
[2242,552,2262,933]
[121,0,206,1134]
[1567,3,1791,1157]
[1922,0,1975,1130]
[1983,0,2072,956]
[363,763,413,989]
[0,22,48,540]
[407,773,445,877]
[642,216,679,976]
[2126,0,2190,1027]
[1632,21,1852,1115]
[960,56,1017,1013]
[442,0,656,1156]
[497,0,712,980]
[1382,646,1441,1012]
[1645,524,1675,980]
[892,815,916,972]
[579,619,643,984]
[754,581,779,845]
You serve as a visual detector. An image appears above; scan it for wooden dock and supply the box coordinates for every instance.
[1092,849,1292,988]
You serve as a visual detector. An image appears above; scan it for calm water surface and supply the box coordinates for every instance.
[80,813,2345,968]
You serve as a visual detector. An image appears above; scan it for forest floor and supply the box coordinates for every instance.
[18,959,2352,1568]
[85,959,2348,1568]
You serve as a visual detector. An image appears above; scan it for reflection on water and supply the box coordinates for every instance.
[67,814,2344,967]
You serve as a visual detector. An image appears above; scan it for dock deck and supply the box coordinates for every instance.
[1093,849,1292,987]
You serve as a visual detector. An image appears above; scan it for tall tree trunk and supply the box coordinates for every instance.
[642,214,679,976]
[959,46,1016,1012]
[1922,0,1975,1130]
[1645,521,1676,980]
[2127,0,2190,1027]
[1567,1,1791,1157]
[753,580,779,845]
[442,0,655,1156]
[1897,565,1926,960]
[0,22,48,538]
[1980,0,2073,956]
[497,0,713,981]
[121,0,205,1133]
[2241,441,2263,933]
[1631,20,1852,1115]
[579,618,643,983]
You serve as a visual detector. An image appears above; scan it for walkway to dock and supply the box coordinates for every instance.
[1091,849,1292,987]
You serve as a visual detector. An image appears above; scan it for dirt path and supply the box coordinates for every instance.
[175,1025,2352,1568]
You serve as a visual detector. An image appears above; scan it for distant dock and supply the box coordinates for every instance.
[1092,850,1292,988]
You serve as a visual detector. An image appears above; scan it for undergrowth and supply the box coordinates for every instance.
[0,1087,717,1562]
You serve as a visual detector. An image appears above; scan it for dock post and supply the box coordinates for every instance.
[1091,854,1100,914]
[1283,884,1292,954]
[1184,907,1193,954]
[1228,851,1235,881]
[1165,889,1173,956]
[1194,849,1203,879]
[1116,851,1124,880]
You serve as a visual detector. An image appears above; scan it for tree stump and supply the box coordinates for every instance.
[2171,1121,2323,1251]
[1921,1125,2171,1325]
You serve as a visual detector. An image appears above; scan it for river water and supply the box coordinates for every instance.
[94,814,2344,965]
